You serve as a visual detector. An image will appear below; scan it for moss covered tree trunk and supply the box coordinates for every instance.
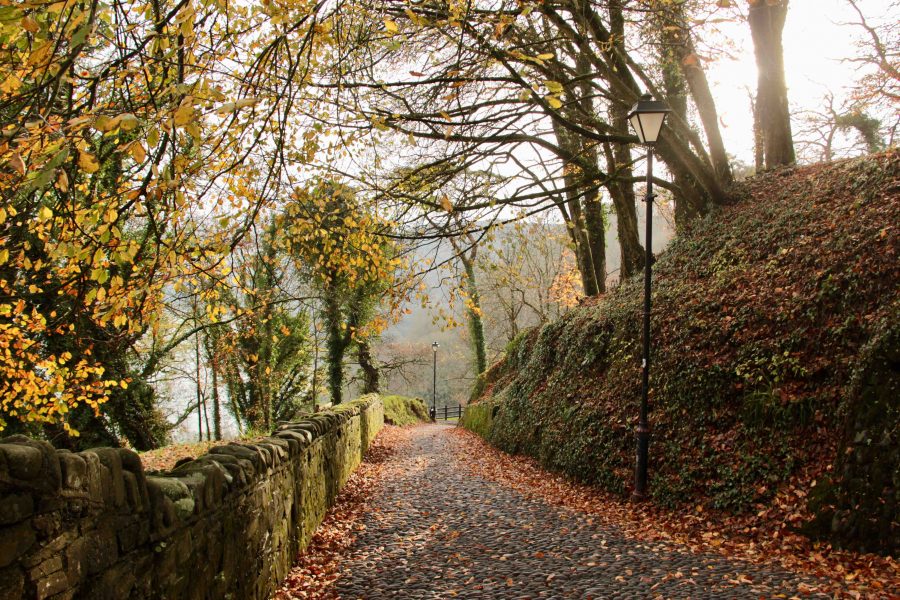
[583,182,607,294]
[606,111,644,279]
[100,379,170,450]
[552,120,603,296]
[660,32,710,230]
[461,255,487,375]
[357,340,380,394]
[655,1,734,186]
[204,332,222,440]
[324,290,346,405]
[572,52,606,293]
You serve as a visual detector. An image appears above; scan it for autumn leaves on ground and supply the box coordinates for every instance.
[270,424,898,599]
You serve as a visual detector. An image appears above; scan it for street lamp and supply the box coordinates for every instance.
[627,93,670,501]
[431,341,439,421]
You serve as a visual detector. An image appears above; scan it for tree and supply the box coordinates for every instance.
[315,0,736,296]
[284,180,404,404]
[357,340,381,394]
[654,1,734,187]
[748,0,796,168]
[206,222,315,433]
[416,168,499,376]
[795,93,886,163]
[843,0,899,145]
[440,230,489,377]
[203,331,223,441]
[845,0,900,108]
[0,0,331,441]
[478,214,582,354]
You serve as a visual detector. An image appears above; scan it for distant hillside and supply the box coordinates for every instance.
[380,207,674,403]
[463,151,899,555]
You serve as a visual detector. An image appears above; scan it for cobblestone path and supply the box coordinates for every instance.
[335,425,826,599]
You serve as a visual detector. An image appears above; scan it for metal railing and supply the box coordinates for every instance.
[431,404,464,421]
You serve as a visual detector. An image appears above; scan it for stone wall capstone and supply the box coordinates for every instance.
[0,394,384,600]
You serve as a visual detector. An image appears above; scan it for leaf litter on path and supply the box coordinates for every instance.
[448,427,899,599]
[273,425,412,599]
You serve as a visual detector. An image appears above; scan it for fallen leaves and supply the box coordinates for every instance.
[449,428,900,599]
[139,440,219,471]
[273,426,411,599]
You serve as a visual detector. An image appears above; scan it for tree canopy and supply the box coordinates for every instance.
[0,0,895,444]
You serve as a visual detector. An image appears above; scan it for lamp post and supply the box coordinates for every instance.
[627,94,670,501]
[431,341,439,421]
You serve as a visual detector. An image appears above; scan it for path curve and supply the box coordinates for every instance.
[335,424,825,599]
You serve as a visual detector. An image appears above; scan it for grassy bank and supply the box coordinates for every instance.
[382,394,430,426]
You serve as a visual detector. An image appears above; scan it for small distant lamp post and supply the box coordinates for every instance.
[627,94,670,501]
[431,341,439,421]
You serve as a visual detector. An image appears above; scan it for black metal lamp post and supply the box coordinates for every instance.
[627,94,670,501]
[431,341,439,421]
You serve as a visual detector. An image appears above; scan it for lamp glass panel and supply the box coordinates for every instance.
[636,112,666,143]
[629,114,646,143]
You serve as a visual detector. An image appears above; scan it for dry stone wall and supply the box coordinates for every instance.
[0,394,384,600]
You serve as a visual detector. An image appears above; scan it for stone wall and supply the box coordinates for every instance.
[0,394,384,600]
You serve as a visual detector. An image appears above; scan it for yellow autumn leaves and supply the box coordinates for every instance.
[0,0,336,437]
[283,183,407,338]
[78,148,100,173]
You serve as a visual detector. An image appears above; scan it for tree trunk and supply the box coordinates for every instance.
[221,353,246,434]
[565,191,600,296]
[196,332,204,442]
[749,0,795,168]
[258,308,274,431]
[311,319,321,410]
[571,52,607,293]
[607,1,645,280]
[204,333,222,441]
[461,256,487,374]
[750,91,765,171]
[210,362,221,440]
[552,120,602,296]
[202,396,211,441]
[583,188,607,293]
[662,4,733,186]
[105,380,169,450]
[357,340,380,394]
[603,138,644,279]
[660,32,707,230]
[324,291,345,405]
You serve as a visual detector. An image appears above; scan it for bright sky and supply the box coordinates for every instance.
[706,0,895,164]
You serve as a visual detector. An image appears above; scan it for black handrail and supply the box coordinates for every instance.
[434,404,464,420]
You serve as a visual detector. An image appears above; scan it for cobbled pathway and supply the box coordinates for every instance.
[335,425,826,599]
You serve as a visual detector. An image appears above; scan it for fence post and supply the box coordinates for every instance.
[444,405,448,420]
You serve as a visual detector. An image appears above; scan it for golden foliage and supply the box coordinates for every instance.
[0,0,329,432]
